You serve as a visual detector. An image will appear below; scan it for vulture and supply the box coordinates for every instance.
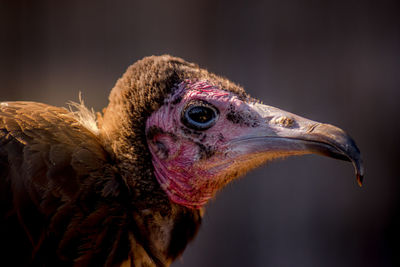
[0,55,364,267]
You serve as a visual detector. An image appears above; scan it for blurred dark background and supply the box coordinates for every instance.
[1,0,399,266]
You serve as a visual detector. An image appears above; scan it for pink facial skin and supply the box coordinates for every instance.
[146,81,364,209]
[146,80,270,209]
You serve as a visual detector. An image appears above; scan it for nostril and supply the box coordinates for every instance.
[306,123,319,133]
[273,116,294,127]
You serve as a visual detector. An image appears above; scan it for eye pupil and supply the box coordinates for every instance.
[182,101,219,130]
[188,106,215,123]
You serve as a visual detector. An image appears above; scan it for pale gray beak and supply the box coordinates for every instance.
[229,102,364,186]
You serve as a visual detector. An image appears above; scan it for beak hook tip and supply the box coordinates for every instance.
[356,173,364,187]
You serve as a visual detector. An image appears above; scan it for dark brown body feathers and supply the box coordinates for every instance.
[0,101,200,267]
[0,55,224,266]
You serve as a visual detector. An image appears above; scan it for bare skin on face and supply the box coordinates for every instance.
[146,80,364,209]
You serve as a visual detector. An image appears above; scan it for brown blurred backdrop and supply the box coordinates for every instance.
[1,1,399,266]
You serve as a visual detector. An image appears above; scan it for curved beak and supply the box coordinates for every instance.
[228,102,364,186]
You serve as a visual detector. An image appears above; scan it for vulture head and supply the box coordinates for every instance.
[99,55,364,210]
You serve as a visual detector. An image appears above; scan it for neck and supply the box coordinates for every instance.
[152,158,216,209]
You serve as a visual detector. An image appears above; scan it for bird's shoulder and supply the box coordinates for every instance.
[0,101,202,266]
[0,101,110,195]
[0,101,121,265]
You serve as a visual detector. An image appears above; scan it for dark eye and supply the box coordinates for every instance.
[182,101,219,130]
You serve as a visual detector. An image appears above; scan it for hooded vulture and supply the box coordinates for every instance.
[0,55,364,266]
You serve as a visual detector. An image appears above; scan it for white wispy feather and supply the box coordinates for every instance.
[67,92,99,135]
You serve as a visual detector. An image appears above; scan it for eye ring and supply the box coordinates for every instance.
[181,100,219,130]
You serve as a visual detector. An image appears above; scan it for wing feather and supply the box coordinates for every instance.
[0,101,115,265]
[0,101,183,267]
